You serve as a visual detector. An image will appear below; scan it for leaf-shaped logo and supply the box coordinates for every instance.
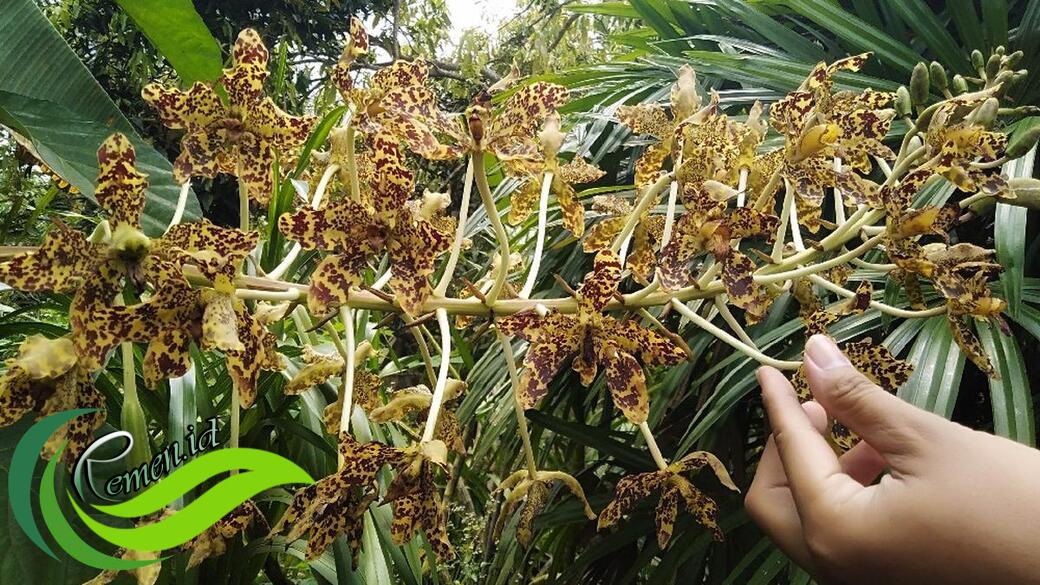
[11,409,315,569]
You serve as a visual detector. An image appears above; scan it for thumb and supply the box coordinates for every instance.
[803,335,940,468]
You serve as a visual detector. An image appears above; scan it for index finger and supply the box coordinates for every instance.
[757,366,851,510]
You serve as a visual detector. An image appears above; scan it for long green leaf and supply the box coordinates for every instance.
[114,0,223,85]
[0,0,201,235]
[977,321,1036,446]
[896,316,965,418]
[883,0,972,74]
[947,0,987,52]
[996,140,1036,317]
[783,0,921,73]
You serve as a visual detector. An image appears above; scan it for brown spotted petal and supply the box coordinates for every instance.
[185,501,259,568]
[582,215,626,253]
[603,318,686,367]
[515,315,581,409]
[141,81,225,132]
[558,157,605,185]
[96,133,148,228]
[672,476,723,541]
[385,455,454,560]
[225,306,281,408]
[489,82,569,144]
[249,97,317,151]
[307,252,369,315]
[285,351,345,395]
[233,131,277,204]
[578,249,622,314]
[719,249,774,324]
[554,179,586,238]
[947,312,997,376]
[597,470,668,530]
[617,104,670,139]
[516,479,550,548]
[597,339,649,424]
[221,28,270,106]
[836,281,873,315]
[0,221,97,292]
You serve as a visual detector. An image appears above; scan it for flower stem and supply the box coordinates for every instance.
[736,167,749,208]
[338,306,356,461]
[519,171,554,299]
[714,296,758,348]
[638,422,668,470]
[345,122,361,203]
[420,308,452,444]
[807,273,947,318]
[410,327,438,387]
[670,297,802,370]
[496,330,539,477]
[473,153,511,306]
[267,164,339,280]
[434,157,475,296]
[756,233,885,285]
[771,180,793,262]
[610,173,673,254]
[165,181,191,233]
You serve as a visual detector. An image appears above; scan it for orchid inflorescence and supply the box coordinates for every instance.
[1,17,1036,571]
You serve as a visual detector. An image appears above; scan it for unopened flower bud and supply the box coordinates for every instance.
[467,107,485,145]
[986,53,1002,80]
[1007,124,1040,158]
[910,62,930,105]
[895,86,912,117]
[971,50,985,71]
[970,97,1000,128]
[1005,50,1024,68]
[929,61,948,90]
[1005,177,1040,210]
[951,74,969,95]
[995,45,1007,56]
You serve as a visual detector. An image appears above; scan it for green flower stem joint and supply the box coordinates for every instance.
[0,16,1033,570]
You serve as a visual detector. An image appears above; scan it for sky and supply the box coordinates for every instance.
[445,0,518,47]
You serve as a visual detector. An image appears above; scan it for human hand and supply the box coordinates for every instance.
[746,334,1040,585]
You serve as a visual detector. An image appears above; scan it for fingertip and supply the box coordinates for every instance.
[802,400,829,434]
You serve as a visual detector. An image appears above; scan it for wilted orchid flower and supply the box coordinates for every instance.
[142,29,317,203]
[496,250,686,423]
[617,64,704,189]
[598,451,738,548]
[582,194,665,284]
[0,335,105,464]
[369,381,467,453]
[508,113,605,238]
[493,469,596,547]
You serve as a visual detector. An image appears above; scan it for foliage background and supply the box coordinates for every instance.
[0,0,1037,584]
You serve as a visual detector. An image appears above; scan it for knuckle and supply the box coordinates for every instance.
[830,370,880,407]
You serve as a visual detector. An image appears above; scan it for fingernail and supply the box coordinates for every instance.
[805,335,850,370]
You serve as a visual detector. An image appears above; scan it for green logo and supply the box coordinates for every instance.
[10,409,315,569]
